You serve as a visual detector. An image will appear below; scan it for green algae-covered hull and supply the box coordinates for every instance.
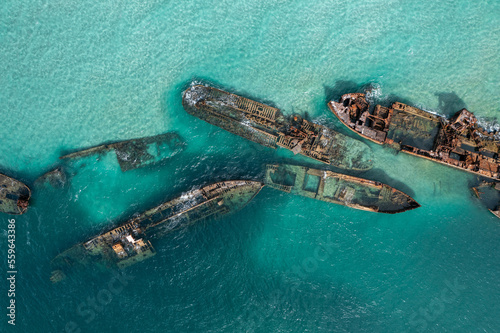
[50,180,263,283]
[264,164,420,214]
[61,132,186,172]
[0,173,30,215]
[183,84,373,171]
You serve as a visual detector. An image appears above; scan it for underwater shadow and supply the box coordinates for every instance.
[435,91,467,117]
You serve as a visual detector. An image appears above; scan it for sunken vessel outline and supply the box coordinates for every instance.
[60,132,186,172]
[182,84,373,171]
[50,180,263,283]
[328,93,500,180]
[264,164,420,214]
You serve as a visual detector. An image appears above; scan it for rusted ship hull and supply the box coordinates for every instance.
[264,164,420,213]
[329,94,500,180]
[183,84,373,171]
[0,174,30,215]
[50,180,263,283]
[61,132,186,172]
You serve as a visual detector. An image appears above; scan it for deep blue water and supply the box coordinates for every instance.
[1,0,499,332]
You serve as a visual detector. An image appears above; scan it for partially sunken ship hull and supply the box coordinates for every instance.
[329,94,500,180]
[472,181,500,219]
[50,180,263,283]
[264,164,420,213]
[183,84,373,171]
[0,174,30,215]
[60,132,185,172]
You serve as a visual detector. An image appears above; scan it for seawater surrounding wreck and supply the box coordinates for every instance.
[61,132,186,172]
[0,173,31,215]
[329,93,500,180]
[183,84,373,171]
[264,164,420,214]
[472,181,500,219]
[50,180,263,283]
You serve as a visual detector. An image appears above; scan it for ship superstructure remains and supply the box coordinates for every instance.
[264,164,420,213]
[0,173,30,215]
[183,84,373,171]
[61,132,186,172]
[50,180,263,283]
[329,93,500,180]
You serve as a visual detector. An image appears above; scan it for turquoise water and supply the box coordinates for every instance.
[1,0,499,332]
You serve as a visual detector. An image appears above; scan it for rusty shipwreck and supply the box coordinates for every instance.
[183,84,373,171]
[50,180,263,283]
[61,132,185,172]
[329,93,500,180]
[0,173,30,215]
[264,164,419,213]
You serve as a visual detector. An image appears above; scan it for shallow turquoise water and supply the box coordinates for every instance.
[1,0,499,332]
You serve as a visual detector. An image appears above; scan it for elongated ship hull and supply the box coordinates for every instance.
[50,180,263,283]
[329,93,500,180]
[61,132,185,172]
[183,84,373,171]
[264,164,420,213]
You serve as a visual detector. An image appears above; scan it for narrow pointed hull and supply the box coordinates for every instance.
[61,132,186,172]
[264,164,420,214]
[50,180,263,283]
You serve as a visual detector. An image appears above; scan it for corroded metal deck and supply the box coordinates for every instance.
[50,180,263,283]
[183,84,373,171]
[0,174,30,215]
[264,164,419,214]
[329,93,500,180]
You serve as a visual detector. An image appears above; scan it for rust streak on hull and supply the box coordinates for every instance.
[183,84,373,171]
[329,93,500,180]
[50,180,263,283]
[264,164,420,214]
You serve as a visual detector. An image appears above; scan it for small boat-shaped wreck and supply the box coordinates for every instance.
[0,173,30,215]
[60,132,185,172]
[329,93,500,180]
[472,181,500,219]
[50,180,263,283]
[264,164,420,213]
[183,84,373,171]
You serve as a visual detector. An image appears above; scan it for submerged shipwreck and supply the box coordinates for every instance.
[60,132,185,172]
[183,84,373,171]
[264,164,420,213]
[0,173,30,215]
[472,181,500,219]
[329,94,500,180]
[50,180,263,283]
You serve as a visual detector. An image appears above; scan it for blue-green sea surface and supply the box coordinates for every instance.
[1,0,499,332]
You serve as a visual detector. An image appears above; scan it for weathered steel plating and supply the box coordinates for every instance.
[183,84,373,171]
[264,164,420,214]
[50,180,263,283]
[329,94,500,180]
[0,173,30,215]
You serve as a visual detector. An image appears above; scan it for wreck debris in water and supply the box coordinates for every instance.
[472,181,500,219]
[60,132,186,172]
[264,164,420,213]
[0,173,30,215]
[183,84,373,171]
[329,93,500,180]
[35,167,67,188]
[50,180,263,283]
